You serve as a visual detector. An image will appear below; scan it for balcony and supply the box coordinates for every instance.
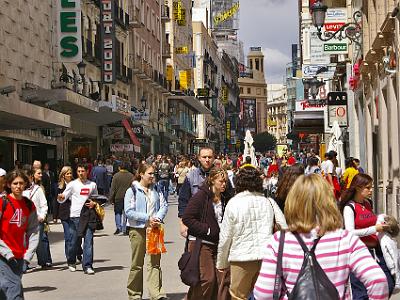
[161,5,170,21]
[162,42,171,59]
[114,4,129,30]
[128,6,144,28]
[144,62,153,81]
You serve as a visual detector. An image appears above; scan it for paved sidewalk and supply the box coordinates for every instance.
[23,195,187,300]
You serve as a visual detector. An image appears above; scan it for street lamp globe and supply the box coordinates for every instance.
[77,61,86,77]
[311,0,328,30]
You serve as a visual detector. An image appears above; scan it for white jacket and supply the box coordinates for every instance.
[23,184,48,220]
[216,191,287,269]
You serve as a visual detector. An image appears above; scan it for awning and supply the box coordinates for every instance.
[0,96,70,129]
[168,95,211,114]
[122,119,141,152]
[293,111,324,133]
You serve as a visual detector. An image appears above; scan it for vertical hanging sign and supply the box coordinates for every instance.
[101,0,116,83]
[57,0,82,62]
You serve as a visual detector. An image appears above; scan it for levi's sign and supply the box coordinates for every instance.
[57,0,82,62]
[101,0,116,84]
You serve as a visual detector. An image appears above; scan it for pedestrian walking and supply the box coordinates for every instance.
[175,160,190,196]
[23,168,52,269]
[90,159,107,195]
[157,157,172,201]
[0,168,6,197]
[109,162,133,235]
[0,170,38,300]
[217,166,287,300]
[57,164,98,274]
[340,173,395,298]
[182,167,229,299]
[53,166,83,264]
[124,163,168,300]
[274,163,304,212]
[253,174,389,300]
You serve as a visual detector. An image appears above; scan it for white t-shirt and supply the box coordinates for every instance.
[321,160,334,176]
[61,179,98,218]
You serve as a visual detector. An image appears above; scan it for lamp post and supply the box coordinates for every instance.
[311,0,362,48]
[140,95,147,110]
[77,61,87,95]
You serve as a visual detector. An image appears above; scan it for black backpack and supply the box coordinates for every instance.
[274,231,342,300]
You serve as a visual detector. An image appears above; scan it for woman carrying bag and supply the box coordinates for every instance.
[340,173,394,299]
[124,163,168,300]
[182,167,228,299]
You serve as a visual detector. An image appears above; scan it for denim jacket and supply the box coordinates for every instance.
[124,181,168,228]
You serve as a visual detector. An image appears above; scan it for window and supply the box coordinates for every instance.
[255,58,259,71]
[156,17,160,40]
[256,88,261,95]
[247,87,251,94]
[151,11,155,36]
[146,5,150,30]
[261,58,264,72]
[240,87,243,94]
[249,59,253,70]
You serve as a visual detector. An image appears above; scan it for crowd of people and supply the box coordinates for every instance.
[0,148,399,300]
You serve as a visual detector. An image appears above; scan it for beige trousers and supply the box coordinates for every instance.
[127,228,166,300]
[229,260,262,300]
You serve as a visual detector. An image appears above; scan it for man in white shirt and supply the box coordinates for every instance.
[58,164,98,274]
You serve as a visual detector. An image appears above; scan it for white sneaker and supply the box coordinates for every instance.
[85,268,95,275]
[68,264,76,272]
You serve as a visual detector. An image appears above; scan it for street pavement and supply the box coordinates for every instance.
[22,194,188,300]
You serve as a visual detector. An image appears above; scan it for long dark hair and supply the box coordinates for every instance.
[339,173,373,212]
[275,163,305,211]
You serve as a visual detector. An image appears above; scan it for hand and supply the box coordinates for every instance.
[376,224,390,232]
[38,217,44,223]
[180,221,188,238]
[85,200,96,209]
[217,268,226,273]
[57,194,65,201]
[149,217,161,228]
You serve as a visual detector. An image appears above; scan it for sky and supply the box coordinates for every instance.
[238,0,299,84]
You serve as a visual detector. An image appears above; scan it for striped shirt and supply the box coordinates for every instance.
[254,229,389,300]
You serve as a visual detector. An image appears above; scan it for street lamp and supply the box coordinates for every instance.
[77,61,87,95]
[303,76,325,100]
[311,0,362,47]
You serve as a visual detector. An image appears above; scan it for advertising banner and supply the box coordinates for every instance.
[110,144,133,152]
[102,127,124,139]
[241,99,257,133]
[57,0,82,62]
[179,70,191,90]
[100,0,116,83]
[322,8,348,54]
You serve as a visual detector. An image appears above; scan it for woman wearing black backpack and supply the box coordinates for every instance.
[340,173,394,299]
[254,174,388,300]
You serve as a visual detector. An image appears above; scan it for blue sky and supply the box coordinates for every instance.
[238,0,299,84]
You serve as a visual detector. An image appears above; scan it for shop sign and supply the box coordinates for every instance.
[100,0,116,83]
[226,121,231,141]
[197,88,209,98]
[177,8,186,26]
[132,125,144,135]
[179,70,191,90]
[324,43,347,52]
[213,2,240,26]
[310,27,330,65]
[131,109,150,121]
[321,8,348,54]
[295,100,326,112]
[110,144,134,152]
[302,65,335,79]
[175,46,189,54]
[220,86,228,105]
[103,127,124,139]
[166,65,173,81]
[327,92,348,127]
[57,0,82,62]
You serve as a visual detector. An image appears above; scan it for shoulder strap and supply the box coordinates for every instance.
[345,203,356,217]
[293,232,322,254]
[273,230,288,300]
[1,195,8,220]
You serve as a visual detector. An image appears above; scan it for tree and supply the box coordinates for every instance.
[253,131,277,152]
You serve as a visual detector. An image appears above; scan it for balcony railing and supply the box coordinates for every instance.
[128,6,144,28]
[161,5,170,21]
[114,3,129,30]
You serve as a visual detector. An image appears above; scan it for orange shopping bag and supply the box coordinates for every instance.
[146,225,167,255]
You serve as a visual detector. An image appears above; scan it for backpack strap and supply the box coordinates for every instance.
[293,232,322,255]
[273,231,288,300]
[345,203,356,218]
[1,195,8,221]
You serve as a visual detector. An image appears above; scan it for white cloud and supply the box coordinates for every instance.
[263,48,291,84]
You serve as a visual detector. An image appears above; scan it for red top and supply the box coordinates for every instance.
[287,156,296,166]
[353,200,378,247]
[0,195,35,259]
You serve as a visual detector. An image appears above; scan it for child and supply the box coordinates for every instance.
[377,214,400,292]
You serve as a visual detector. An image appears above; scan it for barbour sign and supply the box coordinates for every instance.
[57,0,82,62]
[323,43,347,52]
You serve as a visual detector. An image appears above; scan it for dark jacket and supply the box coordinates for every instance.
[78,205,97,237]
[182,183,226,244]
[53,187,71,221]
[178,167,234,217]
[109,170,133,203]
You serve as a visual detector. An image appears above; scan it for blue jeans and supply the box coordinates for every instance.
[68,217,94,270]
[350,247,395,299]
[36,222,52,266]
[157,179,169,201]
[61,219,82,261]
[0,257,24,300]
[115,211,126,232]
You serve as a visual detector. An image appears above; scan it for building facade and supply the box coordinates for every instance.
[238,47,268,134]
[267,84,288,144]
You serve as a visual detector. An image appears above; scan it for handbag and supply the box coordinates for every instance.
[178,197,210,287]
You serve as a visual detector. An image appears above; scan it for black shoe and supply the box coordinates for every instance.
[114,229,121,235]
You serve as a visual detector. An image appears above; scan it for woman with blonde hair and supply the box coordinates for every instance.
[182,167,229,299]
[124,163,168,300]
[254,174,389,300]
[53,166,80,263]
